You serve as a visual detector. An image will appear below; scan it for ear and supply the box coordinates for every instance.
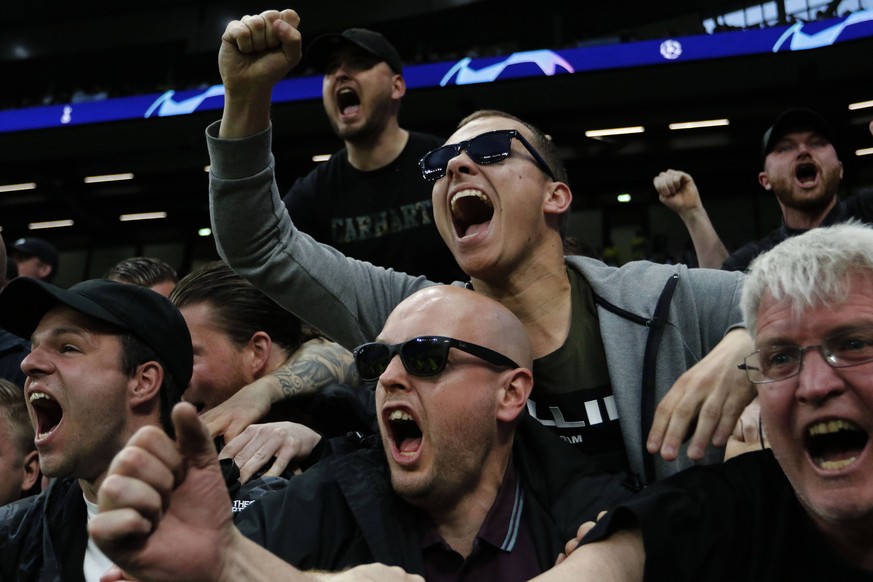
[838,160,844,181]
[543,181,573,217]
[758,170,772,191]
[496,368,534,424]
[20,449,40,494]
[391,74,406,100]
[129,361,164,408]
[35,261,52,280]
[245,331,273,378]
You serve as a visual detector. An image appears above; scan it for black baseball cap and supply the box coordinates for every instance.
[307,28,403,74]
[12,237,59,279]
[0,278,192,389]
[761,108,836,161]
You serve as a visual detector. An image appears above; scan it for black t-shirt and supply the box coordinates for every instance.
[282,131,463,283]
[529,268,627,473]
[722,192,873,272]
[585,450,873,581]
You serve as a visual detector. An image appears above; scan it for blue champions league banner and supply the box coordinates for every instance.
[1,10,872,134]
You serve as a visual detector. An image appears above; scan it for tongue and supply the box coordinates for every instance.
[463,221,490,238]
[341,104,361,117]
[400,437,422,453]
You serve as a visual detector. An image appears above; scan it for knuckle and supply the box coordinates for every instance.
[698,404,721,423]
[672,402,697,419]
[111,447,145,474]
[99,474,126,499]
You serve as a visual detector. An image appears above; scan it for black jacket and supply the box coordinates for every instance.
[0,460,295,581]
[236,413,634,576]
[0,478,88,582]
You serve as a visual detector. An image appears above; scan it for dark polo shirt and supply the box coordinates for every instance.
[421,457,539,581]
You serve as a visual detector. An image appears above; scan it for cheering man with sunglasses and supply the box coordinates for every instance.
[91,286,630,580]
[208,9,753,485]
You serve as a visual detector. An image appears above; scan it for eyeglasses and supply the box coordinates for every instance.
[738,326,873,384]
[354,335,520,381]
[418,129,555,182]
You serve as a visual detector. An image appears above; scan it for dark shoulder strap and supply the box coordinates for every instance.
[593,273,680,485]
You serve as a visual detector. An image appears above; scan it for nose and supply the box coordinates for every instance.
[795,140,813,157]
[21,345,52,379]
[444,148,478,180]
[327,61,351,81]
[377,353,412,393]
[795,348,846,405]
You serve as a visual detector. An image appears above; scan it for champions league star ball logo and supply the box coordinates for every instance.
[659,39,682,60]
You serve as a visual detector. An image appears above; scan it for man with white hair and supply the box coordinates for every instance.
[536,221,873,580]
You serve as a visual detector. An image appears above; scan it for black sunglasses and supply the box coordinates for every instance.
[354,335,520,381]
[418,129,555,182]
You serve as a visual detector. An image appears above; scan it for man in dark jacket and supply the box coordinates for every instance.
[90,286,631,581]
[0,278,192,581]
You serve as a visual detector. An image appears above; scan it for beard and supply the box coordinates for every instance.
[775,189,836,214]
[773,168,841,215]
[328,91,396,144]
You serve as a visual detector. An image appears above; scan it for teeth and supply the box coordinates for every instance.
[816,457,857,470]
[450,189,491,214]
[808,419,859,436]
[389,410,412,421]
[29,392,54,403]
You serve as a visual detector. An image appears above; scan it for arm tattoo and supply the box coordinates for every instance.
[270,341,356,399]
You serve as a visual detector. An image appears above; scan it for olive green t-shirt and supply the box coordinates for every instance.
[530,268,628,473]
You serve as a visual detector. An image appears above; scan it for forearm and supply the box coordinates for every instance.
[268,339,357,403]
[531,529,644,582]
[677,207,729,269]
[219,529,315,582]
[207,122,432,348]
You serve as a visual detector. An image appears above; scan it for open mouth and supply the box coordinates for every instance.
[450,189,494,238]
[388,409,422,457]
[336,88,361,117]
[29,392,63,440]
[795,162,818,187]
[806,419,868,471]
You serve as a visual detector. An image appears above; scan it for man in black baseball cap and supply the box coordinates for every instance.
[0,277,192,580]
[10,237,59,282]
[656,106,873,272]
[277,16,461,284]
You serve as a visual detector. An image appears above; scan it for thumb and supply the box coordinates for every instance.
[172,402,218,469]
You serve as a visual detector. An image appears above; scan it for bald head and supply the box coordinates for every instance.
[383,285,532,369]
